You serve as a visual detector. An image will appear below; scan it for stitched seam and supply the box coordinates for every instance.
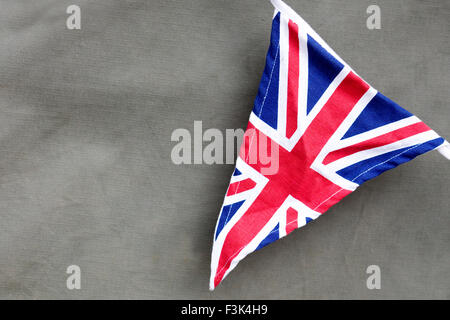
[349,143,424,182]
[314,143,425,212]
[313,188,344,211]
[258,43,280,118]
[215,244,247,280]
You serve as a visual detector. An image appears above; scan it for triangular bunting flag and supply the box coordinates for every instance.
[210,0,449,290]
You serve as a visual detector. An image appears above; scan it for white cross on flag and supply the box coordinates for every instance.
[210,0,449,290]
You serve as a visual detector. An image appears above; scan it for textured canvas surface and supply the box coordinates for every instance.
[0,0,448,299]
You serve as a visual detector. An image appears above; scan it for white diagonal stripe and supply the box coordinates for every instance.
[326,130,440,172]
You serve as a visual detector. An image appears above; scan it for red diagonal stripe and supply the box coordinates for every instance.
[286,208,298,235]
[297,71,370,165]
[226,179,256,196]
[286,19,299,139]
[322,121,431,165]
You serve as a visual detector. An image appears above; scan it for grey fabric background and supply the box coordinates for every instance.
[0,0,448,299]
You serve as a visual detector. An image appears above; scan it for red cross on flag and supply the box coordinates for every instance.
[209,0,449,290]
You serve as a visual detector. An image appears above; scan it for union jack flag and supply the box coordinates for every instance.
[210,0,450,290]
